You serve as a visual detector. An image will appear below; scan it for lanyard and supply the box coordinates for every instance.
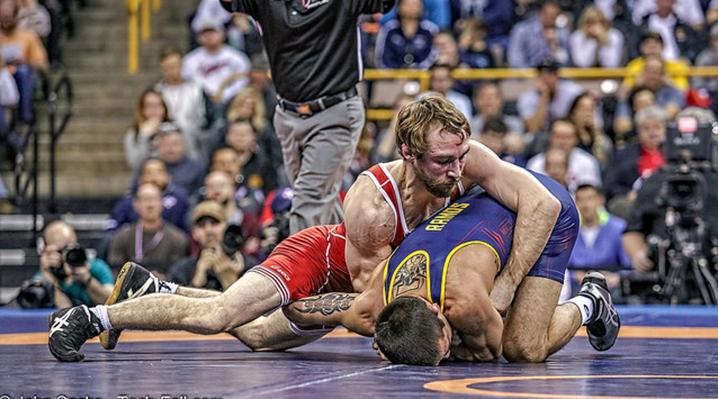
[134,222,165,261]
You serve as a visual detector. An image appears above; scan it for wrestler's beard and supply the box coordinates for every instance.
[416,168,458,198]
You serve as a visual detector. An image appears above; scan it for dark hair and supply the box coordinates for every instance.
[576,183,603,195]
[627,85,654,114]
[482,116,507,135]
[374,297,444,366]
[568,92,592,118]
[160,47,183,62]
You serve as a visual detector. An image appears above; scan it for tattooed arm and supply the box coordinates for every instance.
[283,264,387,337]
[283,291,381,337]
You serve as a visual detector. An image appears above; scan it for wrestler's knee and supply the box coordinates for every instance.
[502,336,548,363]
[188,297,236,334]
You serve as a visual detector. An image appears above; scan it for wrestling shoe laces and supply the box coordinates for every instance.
[578,271,621,351]
[100,262,162,350]
[48,305,102,362]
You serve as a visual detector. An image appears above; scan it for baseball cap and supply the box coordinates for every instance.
[196,18,224,33]
[193,200,227,225]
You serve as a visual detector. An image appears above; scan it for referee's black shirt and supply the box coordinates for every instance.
[222,0,395,102]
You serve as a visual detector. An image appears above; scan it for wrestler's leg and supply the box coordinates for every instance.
[107,272,281,335]
[501,276,582,363]
[228,308,331,351]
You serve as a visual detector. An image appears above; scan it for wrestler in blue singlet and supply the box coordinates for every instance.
[383,171,579,310]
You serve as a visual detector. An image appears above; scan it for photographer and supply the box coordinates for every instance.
[168,201,246,291]
[35,221,113,308]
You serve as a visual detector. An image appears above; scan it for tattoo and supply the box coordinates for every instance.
[392,253,428,299]
[295,293,357,316]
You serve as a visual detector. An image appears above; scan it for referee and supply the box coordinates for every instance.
[220,0,396,234]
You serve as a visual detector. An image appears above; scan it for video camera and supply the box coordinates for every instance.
[647,116,718,304]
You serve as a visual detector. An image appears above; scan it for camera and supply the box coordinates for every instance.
[16,279,55,309]
[50,244,88,280]
[647,117,718,304]
[221,224,245,257]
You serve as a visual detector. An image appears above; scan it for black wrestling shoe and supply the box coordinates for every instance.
[100,262,167,350]
[48,305,102,362]
[578,271,621,352]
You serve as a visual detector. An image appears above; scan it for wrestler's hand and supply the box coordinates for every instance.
[490,277,515,317]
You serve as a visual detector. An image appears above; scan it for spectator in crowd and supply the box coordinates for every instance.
[201,170,257,235]
[543,146,570,189]
[517,59,582,134]
[569,0,633,34]
[567,92,612,167]
[155,123,204,196]
[507,0,569,67]
[470,81,523,136]
[569,6,624,68]
[375,0,438,69]
[123,88,170,171]
[475,116,526,167]
[182,18,250,105]
[0,0,47,123]
[37,220,113,308]
[427,63,472,119]
[613,85,658,139]
[226,13,263,58]
[169,201,245,291]
[107,158,190,233]
[566,183,631,294]
[190,0,232,35]
[155,47,206,162]
[632,0,704,30]
[247,53,276,124]
[631,0,703,62]
[693,24,718,96]
[623,31,689,91]
[630,56,685,120]
[224,119,277,193]
[381,0,451,29]
[0,52,19,151]
[450,0,514,63]
[605,106,667,201]
[431,30,473,96]
[708,0,718,25]
[456,18,496,69]
[225,86,267,133]
[527,118,602,193]
[209,146,264,217]
[108,183,189,277]
[17,0,49,38]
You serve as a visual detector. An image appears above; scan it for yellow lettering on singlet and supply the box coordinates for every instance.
[425,202,470,232]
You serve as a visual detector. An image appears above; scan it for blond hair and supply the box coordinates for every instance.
[395,95,469,158]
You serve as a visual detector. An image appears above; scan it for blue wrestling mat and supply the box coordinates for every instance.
[1,305,717,398]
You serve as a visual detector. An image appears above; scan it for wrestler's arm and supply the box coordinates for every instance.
[462,141,561,313]
[343,177,396,289]
[283,266,387,337]
[449,301,503,362]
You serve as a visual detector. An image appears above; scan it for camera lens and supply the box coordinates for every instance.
[63,245,87,267]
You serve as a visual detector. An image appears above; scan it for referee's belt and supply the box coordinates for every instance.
[277,87,357,117]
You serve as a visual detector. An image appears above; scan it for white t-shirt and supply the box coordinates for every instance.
[182,46,251,103]
[632,0,704,26]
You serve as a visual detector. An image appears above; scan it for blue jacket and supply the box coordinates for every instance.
[569,214,632,270]
[106,184,190,232]
[375,18,438,69]
[381,0,451,29]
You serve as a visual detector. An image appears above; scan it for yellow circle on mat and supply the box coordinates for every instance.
[423,374,718,398]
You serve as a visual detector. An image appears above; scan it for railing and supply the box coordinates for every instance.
[363,66,718,121]
[11,71,74,243]
[126,0,161,74]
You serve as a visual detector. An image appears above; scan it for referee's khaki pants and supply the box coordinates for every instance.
[274,94,364,234]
